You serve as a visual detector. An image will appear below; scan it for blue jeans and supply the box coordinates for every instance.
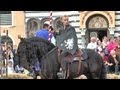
[34,61,40,71]
[105,64,120,74]
[115,64,120,74]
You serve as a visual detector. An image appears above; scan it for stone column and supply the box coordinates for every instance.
[108,27,115,37]
[80,28,87,48]
[81,28,87,36]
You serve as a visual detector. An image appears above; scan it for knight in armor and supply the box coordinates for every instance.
[56,15,82,58]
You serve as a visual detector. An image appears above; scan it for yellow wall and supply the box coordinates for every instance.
[0,11,25,47]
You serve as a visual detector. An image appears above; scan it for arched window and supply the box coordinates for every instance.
[1,36,13,46]
[40,17,50,29]
[53,17,61,31]
[27,18,40,38]
[0,11,12,25]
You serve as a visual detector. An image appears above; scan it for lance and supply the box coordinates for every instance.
[48,11,53,42]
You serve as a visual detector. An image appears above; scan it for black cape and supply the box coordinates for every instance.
[56,25,78,55]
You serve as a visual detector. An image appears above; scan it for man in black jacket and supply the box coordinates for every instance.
[55,15,84,78]
[56,15,82,58]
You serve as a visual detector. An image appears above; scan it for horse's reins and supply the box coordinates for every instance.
[77,58,82,75]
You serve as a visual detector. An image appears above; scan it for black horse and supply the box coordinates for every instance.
[60,49,106,79]
[17,37,56,78]
[17,37,106,79]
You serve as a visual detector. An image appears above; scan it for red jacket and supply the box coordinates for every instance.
[107,42,117,53]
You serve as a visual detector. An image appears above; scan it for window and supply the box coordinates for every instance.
[27,18,40,38]
[1,36,13,46]
[28,20,38,31]
[53,17,61,30]
[40,18,50,29]
[0,11,12,25]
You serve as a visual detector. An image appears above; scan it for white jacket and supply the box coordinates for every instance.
[51,36,56,46]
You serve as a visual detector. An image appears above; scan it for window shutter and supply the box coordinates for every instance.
[0,12,12,25]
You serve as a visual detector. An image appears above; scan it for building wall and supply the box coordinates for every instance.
[25,11,120,48]
[0,11,118,49]
[0,11,25,47]
[115,11,120,36]
[25,11,82,47]
[79,11,115,48]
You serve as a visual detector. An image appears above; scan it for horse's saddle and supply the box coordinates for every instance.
[62,49,88,63]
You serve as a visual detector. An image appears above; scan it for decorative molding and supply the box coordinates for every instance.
[88,16,108,28]
[80,11,115,28]
[104,11,113,24]
[108,27,115,34]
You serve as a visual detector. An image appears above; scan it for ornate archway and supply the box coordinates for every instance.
[80,11,115,47]
[87,15,108,29]
[85,14,110,45]
[80,11,115,28]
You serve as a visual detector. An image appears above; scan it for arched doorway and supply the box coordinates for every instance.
[1,35,13,47]
[86,14,109,44]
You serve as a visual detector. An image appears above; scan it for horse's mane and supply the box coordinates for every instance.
[25,37,55,47]
[42,47,58,58]
[17,37,56,68]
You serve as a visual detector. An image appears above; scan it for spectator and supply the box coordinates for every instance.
[105,50,120,74]
[96,40,104,59]
[6,45,14,74]
[107,37,117,54]
[34,23,49,40]
[87,37,97,51]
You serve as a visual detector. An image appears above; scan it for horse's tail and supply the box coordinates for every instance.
[100,59,107,79]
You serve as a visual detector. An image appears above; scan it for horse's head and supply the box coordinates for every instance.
[17,37,59,79]
[17,37,43,71]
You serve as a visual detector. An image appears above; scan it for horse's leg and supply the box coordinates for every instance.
[80,61,90,79]
[60,64,68,79]
[60,58,67,79]
[40,74,45,79]
[90,72,99,79]
[90,65,105,79]
[61,68,67,79]
[39,72,47,79]
[66,63,70,79]
[33,73,37,79]
[100,64,107,79]
[87,64,100,79]
[32,70,39,79]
